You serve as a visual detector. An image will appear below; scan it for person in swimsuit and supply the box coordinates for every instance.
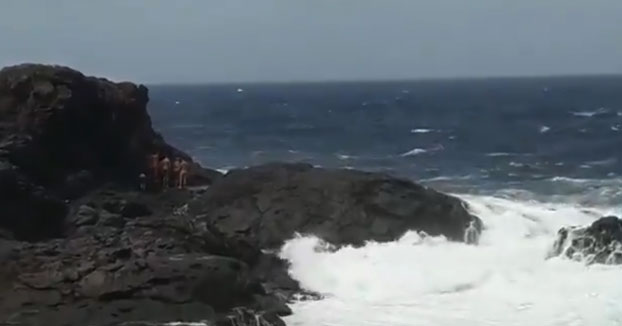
[160,156,171,188]
[173,158,182,188]
[149,153,160,187]
[178,159,189,189]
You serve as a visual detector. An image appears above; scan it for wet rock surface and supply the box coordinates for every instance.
[549,215,622,265]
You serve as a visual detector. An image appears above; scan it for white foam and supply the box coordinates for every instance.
[571,107,610,117]
[281,195,622,326]
[550,176,590,183]
[400,148,427,157]
[336,154,357,160]
[410,128,434,134]
[420,174,476,182]
[486,152,514,157]
[539,125,550,133]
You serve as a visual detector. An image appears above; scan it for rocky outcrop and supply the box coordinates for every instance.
[548,215,622,265]
[0,187,289,326]
[0,64,222,241]
[189,163,482,249]
[0,64,483,326]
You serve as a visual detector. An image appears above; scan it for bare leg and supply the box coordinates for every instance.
[180,172,187,189]
[162,172,169,188]
[152,169,159,187]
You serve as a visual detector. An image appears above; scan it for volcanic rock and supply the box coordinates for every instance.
[189,162,482,249]
[549,215,622,264]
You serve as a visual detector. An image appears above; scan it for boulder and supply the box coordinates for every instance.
[549,215,622,264]
[190,163,482,249]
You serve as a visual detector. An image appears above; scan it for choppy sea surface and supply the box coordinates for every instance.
[148,76,622,326]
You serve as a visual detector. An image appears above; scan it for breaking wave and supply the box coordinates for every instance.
[280,194,622,326]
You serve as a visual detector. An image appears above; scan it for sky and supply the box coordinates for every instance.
[1,0,622,84]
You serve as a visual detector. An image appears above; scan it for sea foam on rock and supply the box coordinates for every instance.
[0,64,482,326]
[548,215,622,265]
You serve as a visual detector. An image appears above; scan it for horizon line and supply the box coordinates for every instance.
[146,72,622,87]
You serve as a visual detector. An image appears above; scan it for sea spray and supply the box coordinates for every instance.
[280,194,622,326]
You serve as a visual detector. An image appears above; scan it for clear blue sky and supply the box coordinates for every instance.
[1,0,622,83]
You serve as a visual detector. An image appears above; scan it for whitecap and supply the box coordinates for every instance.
[420,174,476,182]
[550,176,590,183]
[216,168,230,174]
[486,152,513,157]
[410,128,434,134]
[539,126,550,133]
[336,154,356,160]
[571,107,610,117]
[400,148,427,157]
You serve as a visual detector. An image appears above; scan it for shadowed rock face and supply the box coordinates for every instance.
[190,163,482,249]
[0,64,157,184]
[0,188,291,326]
[549,215,622,265]
[0,64,222,241]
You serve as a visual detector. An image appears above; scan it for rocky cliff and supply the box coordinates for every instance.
[0,64,482,326]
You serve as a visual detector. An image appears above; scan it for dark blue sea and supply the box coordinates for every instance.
[148,77,622,205]
[147,77,622,325]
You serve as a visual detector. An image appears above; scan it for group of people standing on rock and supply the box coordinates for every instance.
[139,153,190,191]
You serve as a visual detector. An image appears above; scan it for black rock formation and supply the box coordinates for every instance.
[0,64,482,326]
[549,215,622,265]
[189,162,482,249]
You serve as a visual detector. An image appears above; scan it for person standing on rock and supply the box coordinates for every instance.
[160,156,172,188]
[173,157,182,187]
[149,153,160,188]
[178,159,189,189]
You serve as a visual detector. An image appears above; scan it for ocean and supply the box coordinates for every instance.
[148,76,622,326]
